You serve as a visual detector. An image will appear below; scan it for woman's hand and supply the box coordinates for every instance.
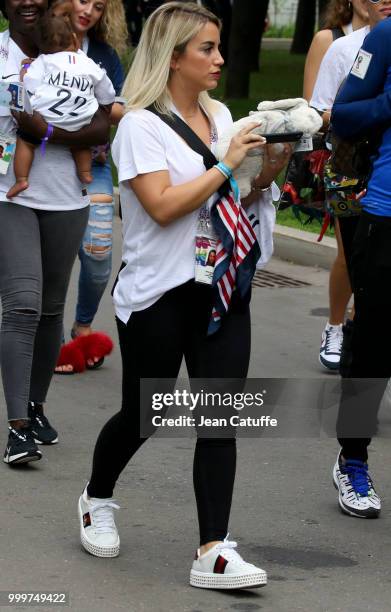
[254,142,293,189]
[20,57,34,81]
[223,122,266,170]
[241,142,293,208]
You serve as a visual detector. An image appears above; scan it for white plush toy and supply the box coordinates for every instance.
[215,98,323,198]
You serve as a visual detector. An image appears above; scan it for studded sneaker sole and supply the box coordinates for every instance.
[190,568,267,589]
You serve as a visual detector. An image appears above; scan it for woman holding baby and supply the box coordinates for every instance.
[0,0,111,465]
[78,1,291,589]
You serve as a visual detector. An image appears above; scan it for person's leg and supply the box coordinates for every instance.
[6,137,36,198]
[334,213,390,517]
[0,203,43,464]
[28,206,89,441]
[320,220,351,371]
[329,219,352,323]
[75,195,113,326]
[76,161,114,331]
[87,283,190,499]
[338,215,361,320]
[71,147,93,184]
[338,215,361,284]
[79,283,189,557]
[55,161,115,374]
[185,286,251,548]
[0,203,42,421]
[186,287,266,589]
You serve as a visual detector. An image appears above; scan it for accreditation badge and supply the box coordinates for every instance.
[0,81,25,111]
[351,49,372,80]
[195,205,217,286]
[195,234,217,285]
[0,132,15,175]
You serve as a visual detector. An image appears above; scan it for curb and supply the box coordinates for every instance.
[273,224,336,270]
[113,189,336,271]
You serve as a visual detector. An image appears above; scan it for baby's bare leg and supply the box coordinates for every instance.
[71,148,93,184]
[6,137,36,198]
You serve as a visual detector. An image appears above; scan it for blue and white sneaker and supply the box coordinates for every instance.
[333,452,381,518]
[319,323,343,371]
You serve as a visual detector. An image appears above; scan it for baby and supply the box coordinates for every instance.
[7,2,115,198]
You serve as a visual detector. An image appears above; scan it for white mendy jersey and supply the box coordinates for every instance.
[23,49,115,131]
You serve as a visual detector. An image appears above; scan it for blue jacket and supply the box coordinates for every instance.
[87,37,124,96]
[332,18,391,215]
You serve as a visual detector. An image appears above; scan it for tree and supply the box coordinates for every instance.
[291,0,316,54]
[225,0,270,99]
[249,0,270,72]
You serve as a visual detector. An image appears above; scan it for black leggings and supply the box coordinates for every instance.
[88,280,251,545]
[337,213,390,461]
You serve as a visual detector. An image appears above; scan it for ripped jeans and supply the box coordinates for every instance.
[0,202,89,421]
[75,159,114,326]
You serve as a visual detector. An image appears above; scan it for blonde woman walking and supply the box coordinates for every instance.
[78,2,290,590]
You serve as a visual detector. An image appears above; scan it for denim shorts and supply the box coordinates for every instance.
[88,158,114,196]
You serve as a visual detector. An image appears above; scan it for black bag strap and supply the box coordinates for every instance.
[146,105,230,197]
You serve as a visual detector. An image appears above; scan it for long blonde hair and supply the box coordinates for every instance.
[89,0,129,57]
[122,1,221,115]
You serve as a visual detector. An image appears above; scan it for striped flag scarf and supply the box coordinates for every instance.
[209,190,261,335]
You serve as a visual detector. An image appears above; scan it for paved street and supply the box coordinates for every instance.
[1,218,390,612]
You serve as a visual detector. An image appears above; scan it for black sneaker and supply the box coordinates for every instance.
[28,402,58,445]
[3,426,43,465]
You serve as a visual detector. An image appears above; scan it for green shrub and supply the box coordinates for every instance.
[264,24,295,38]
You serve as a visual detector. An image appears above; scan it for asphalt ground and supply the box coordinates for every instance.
[0,217,390,612]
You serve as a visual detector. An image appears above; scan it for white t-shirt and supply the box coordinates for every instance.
[24,50,115,131]
[0,31,89,210]
[112,103,276,323]
[310,26,370,112]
